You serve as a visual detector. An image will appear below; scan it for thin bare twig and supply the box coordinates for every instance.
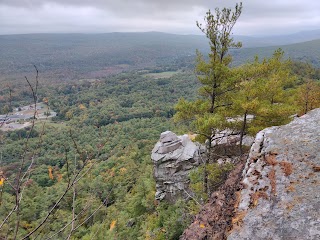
[72,197,108,232]
[45,198,92,240]
[21,160,88,240]
[13,67,39,239]
[0,86,12,128]
[183,189,201,206]
[66,155,77,240]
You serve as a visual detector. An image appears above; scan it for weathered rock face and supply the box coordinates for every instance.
[228,108,320,240]
[151,131,205,202]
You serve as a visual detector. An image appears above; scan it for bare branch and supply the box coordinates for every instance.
[0,86,12,129]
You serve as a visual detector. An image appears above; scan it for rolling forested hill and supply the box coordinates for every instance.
[0,32,208,83]
[233,39,320,66]
[1,31,320,121]
[237,29,320,47]
[1,31,320,87]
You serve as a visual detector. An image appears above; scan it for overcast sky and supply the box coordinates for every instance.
[0,0,319,36]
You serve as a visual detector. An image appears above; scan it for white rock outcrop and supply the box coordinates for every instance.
[151,131,205,202]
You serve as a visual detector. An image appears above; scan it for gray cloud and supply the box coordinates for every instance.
[0,0,319,35]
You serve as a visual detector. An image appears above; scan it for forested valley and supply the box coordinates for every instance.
[1,19,320,240]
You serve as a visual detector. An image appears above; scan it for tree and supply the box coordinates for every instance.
[231,49,297,152]
[289,61,320,115]
[175,2,242,139]
[174,3,243,195]
[296,80,320,114]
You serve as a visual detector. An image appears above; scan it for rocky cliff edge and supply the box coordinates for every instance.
[182,108,320,240]
[228,108,320,240]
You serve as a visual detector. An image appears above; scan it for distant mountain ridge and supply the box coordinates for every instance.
[0,31,319,84]
[232,39,320,66]
[235,29,320,48]
[1,28,320,46]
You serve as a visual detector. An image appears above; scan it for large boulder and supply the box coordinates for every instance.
[151,131,205,202]
[228,108,320,240]
[180,109,320,240]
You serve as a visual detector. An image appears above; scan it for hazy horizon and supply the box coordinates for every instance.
[1,0,320,36]
[1,29,320,38]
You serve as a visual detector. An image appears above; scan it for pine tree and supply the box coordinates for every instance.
[231,49,297,152]
[296,80,320,114]
[174,3,242,141]
[174,3,243,195]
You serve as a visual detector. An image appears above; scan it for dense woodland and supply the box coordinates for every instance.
[1,7,320,240]
[0,69,200,239]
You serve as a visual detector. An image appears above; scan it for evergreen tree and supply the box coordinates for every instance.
[231,49,297,152]
[296,80,320,114]
[175,3,242,141]
[174,3,243,195]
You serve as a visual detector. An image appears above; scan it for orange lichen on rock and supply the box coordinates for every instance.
[285,196,303,212]
[280,161,293,176]
[285,202,295,212]
[286,184,296,192]
[199,223,206,228]
[265,154,278,166]
[234,191,242,209]
[231,211,247,226]
[251,191,269,207]
[312,166,320,172]
[268,167,276,195]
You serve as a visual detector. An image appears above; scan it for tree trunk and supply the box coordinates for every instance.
[239,110,248,155]
[204,137,212,196]
[304,91,309,114]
